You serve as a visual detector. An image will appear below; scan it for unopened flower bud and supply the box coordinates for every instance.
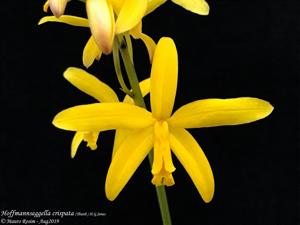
[49,0,68,18]
[86,0,115,54]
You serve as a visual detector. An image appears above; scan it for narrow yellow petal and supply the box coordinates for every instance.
[130,22,156,62]
[150,37,178,120]
[64,67,119,102]
[171,0,209,15]
[53,103,155,131]
[137,33,156,62]
[170,128,214,203]
[86,0,115,54]
[105,127,153,201]
[43,1,49,12]
[71,132,85,158]
[169,97,274,128]
[83,36,102,68]
[49,0,68,18]
[112,129,130,158]
[123,78,150,104]
[38,15,89,27]
[115,0,147,34]
[146,0,167,15]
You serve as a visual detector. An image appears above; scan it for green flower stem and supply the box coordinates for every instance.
[112,40,132,96]
[156,186,172,225]
[124,34,134,63]
[118,36,146,108]
[118,36,172,225]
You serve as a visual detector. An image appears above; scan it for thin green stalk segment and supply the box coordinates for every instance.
[156,186,172,225]
[118,36,145,108]
[112,40,132,96]
[117,35,172,225]
[124,34,134,63]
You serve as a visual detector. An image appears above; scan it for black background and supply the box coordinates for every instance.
[0,1,298,225]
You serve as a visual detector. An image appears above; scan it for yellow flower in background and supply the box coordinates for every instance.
[43,0,149,54]
[42,0,149,54]
[43,0,209,18]
[52,37,273,203]
[38,16,156,68]
[60,67,150,158]
[40,0,210,67]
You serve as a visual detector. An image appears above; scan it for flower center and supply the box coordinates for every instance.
[151,121,176,186]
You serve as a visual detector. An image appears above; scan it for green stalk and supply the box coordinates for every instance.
[124,34,134,63]
[112,40,132,96]
[118,36,172,225]
[118,36,146,108]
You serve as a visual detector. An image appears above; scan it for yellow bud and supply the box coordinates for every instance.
[48,0,68,18]
[86,0,115,54]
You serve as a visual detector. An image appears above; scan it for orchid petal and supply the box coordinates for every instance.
[53,103,155,131]
[130,22,156,62]
[146,0,167,15]
[115,0,147,34]
[83,36,102,68]
[106,127,153,200]
[150,37,178,120]
[112,128,130,158]
[38,15,89,27]
[64,67,119,102]
[71,131,85,158]
[169,98,274,128]
[171,0,209,15]
[43,1,49,12]
[170,128,214,203]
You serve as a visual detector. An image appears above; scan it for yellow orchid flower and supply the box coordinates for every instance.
[60,67,150,158]
[38,15,155,68]
[41,0,150,55]
[40,0,209,65]
[52,37,274,203]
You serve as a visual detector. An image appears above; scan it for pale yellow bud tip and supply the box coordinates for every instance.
[49,0,68,18]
